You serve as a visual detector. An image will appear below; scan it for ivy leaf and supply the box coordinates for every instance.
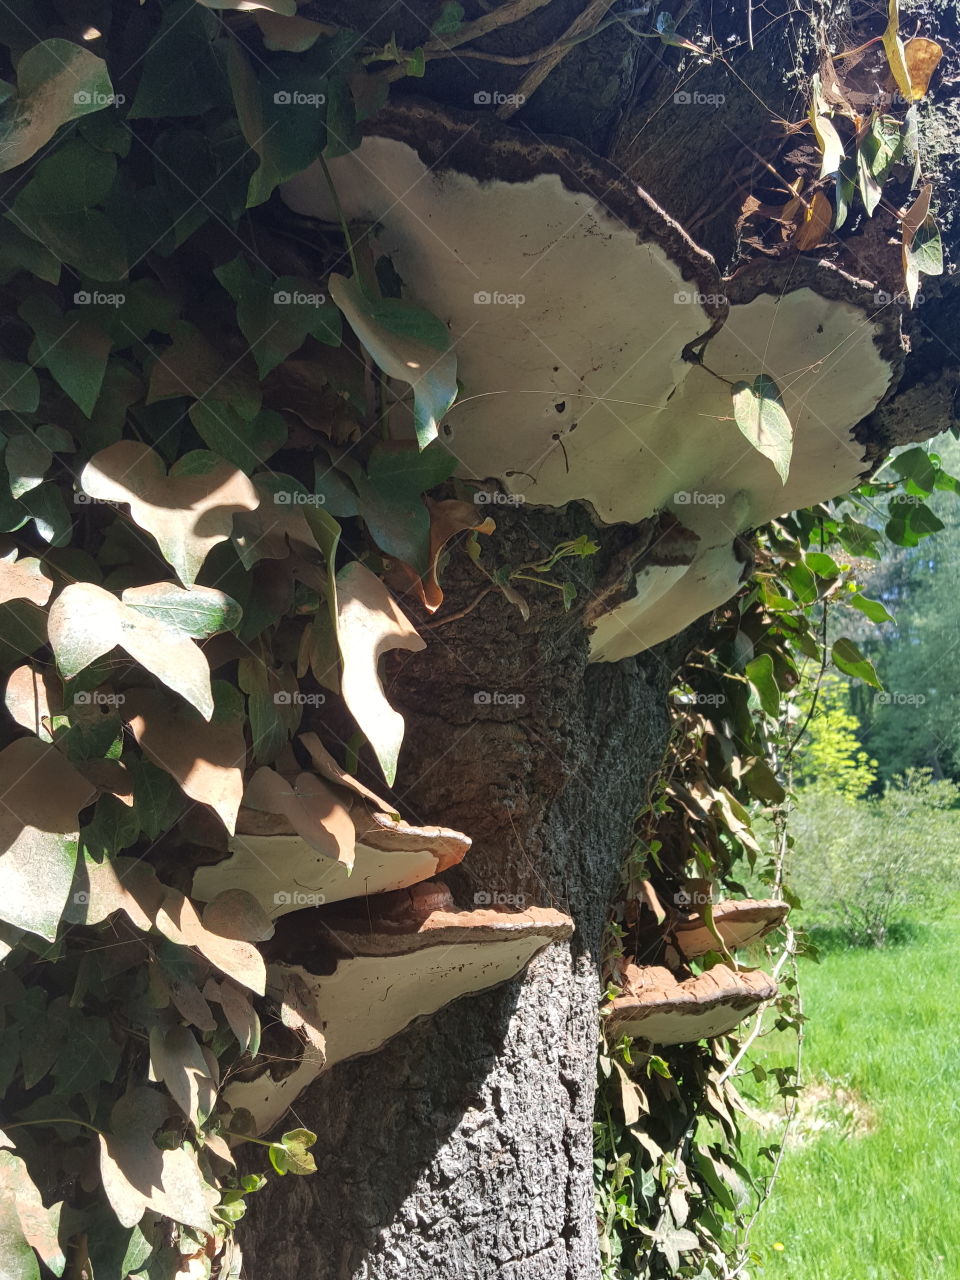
[268,1128,317,1176]
[0,1149,64,1279]
[745,654,780,717]
[19,292,112,417]
[215,256,341,377]
[431,2,465,35]
[188,402,288,474]
[901,185,942,306]
[336,561,425,785]
[99,1088,214,1232]
[857,113,903,217]
[48,582,216,720]
[79,442,260,587]
[10,136,127,281]
[731,375,793,483]
[125,683,246,833]
[329,273,458,449]
[848,593,894,624]
[0,738,96,940]
[4,432,53,498]
[226,39,328,207]
[0,357,40,412]
[148,1026,217,1127]
[128,0,227,120]
[121,582,242,638]
[198,0,297,11]
[0,39,113,174]
[832,637,882,688]
[809,74,844,179]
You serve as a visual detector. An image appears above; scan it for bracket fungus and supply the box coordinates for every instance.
[607,963,777,1046]
[191,733,471,916]
[225,883,574,1134]
[283,101,900,661]
[671,897,789,961]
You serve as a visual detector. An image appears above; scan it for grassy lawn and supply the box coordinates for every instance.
[741,915,960,1280]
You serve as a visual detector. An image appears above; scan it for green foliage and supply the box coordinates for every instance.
[789,770,960,946]
[794,677,878,799]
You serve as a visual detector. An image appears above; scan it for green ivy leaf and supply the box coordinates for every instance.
[831,636,882,687]
[745,654,780,717]
[128,0,227,120]
[0,357,40,413]
[215,256,341,377]
[20,293,113,417]
[848,593,894,624]
[0,39,114,175]
[431,2,465,36]
[330,273,457,449]
[731,375,793,484]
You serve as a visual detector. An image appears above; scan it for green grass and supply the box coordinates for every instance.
[741,914,960,1280]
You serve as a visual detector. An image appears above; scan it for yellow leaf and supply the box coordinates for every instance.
[903,38,942,100]
[882,0,913,100]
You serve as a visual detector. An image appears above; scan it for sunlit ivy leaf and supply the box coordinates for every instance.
[253,11,324,51]
[99,1088,214,1232]
[198,0,296,11]
[329,273,458,449]
[48,582,216,719]
[857,113,903,217]
[148,1026,216,1127]
[809,74,844,179]
[0,738,96,940]
[121,582,242,638]
[125,683,245,832]
[80,442,259,586]
[903,37,943,100]
[336,561,425,785]
[0,554,53,607]
[0,1149,64,1278]
[731,375,793,483]
[0,39,113,175]
[268,1128,317,1176]
[848,593,894,624]
[831,637,882,687]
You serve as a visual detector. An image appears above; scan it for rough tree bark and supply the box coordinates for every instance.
[239,3,959,1276]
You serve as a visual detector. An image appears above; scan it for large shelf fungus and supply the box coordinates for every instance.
[607,963,777,1046]
[191,734,471,916]
[283,100,901,661]
[225,883,574,1134]
[671,897,789,962]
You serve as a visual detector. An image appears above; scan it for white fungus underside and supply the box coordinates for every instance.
[284,139,894,660]
[191,834,444,916]
[228,936,556,1133]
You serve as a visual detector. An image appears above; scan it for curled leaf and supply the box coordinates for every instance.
[336,562,426,785]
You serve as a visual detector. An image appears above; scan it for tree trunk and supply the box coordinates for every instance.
[239,505,690,1279]
[238,2,960,1275]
